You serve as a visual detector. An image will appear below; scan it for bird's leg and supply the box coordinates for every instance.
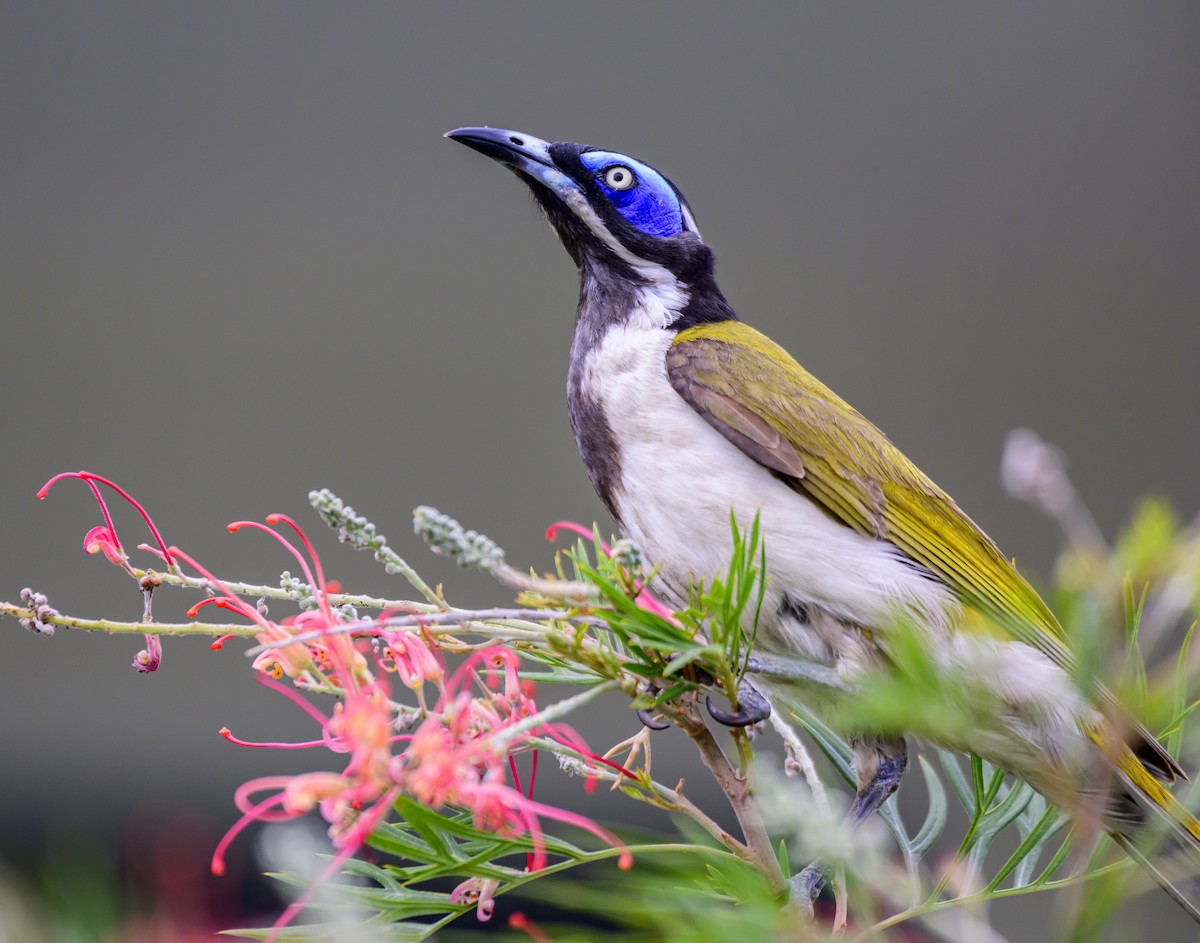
[792,738,908,909]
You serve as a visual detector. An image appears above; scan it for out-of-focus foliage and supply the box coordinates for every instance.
[7,434,1200,941]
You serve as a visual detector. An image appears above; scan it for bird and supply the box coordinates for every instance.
[445,126,1200,917]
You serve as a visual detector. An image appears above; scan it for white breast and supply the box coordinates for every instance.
[582,322,957,638]
[581,319,1100,792]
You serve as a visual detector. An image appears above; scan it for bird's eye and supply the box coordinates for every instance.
[603,165,636,190]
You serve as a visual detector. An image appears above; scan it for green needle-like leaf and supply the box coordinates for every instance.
[911,754,949,859]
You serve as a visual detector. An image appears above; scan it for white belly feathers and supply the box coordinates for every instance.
[582,322,956,637]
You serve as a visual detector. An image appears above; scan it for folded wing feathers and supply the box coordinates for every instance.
[667,321,1184,784]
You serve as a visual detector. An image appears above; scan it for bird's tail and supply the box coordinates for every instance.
[1094,731,1200,920]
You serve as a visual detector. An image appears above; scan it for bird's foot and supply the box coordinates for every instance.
[637,663,772,730]
[635,681,671,730]
[636,707,671,730]
[635,666,771,730]
[788,746,908,923]
[705,680,771,728]
[786,863,827,921]
[847,752,907,827]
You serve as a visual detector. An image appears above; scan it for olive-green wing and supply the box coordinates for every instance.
[666,320,1182,782]
[666,320,1067,652]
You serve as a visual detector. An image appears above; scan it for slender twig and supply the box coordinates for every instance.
[245,608,598,655]
[858,859,1137,941]
[134,562,441,614]
[3,594,608,645]
[492,680,620,748]
[674,695,785,889]
[0,601,582,644]
[768,708,849,926]
[0,602,260,638]
[533,733,744,856]
[492,562,597,602]
[768,710,831,813]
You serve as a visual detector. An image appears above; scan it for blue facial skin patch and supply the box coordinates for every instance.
[580,151,684,239]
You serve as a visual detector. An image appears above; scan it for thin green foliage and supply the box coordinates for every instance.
[560,513,767,720]
[13,467,1200,942]
[417,496,1200,941]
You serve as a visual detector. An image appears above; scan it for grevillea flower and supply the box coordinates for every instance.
[192,516,630,938]
[82,524,128,566]
[39,471,175,569]
[451,876,500,921]
[391,646,633,875]
[40,476,638,935]
[173,517,401,939]
[39,470,176,670]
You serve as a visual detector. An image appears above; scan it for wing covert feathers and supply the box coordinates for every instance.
[666,319,1185,786]
[666,320,1061,647]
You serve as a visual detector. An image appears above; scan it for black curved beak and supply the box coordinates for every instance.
[445,127,580,197]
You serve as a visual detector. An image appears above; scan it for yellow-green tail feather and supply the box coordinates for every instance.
[1087,728,1200,919]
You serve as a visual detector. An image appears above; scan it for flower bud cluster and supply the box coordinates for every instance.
[279,569,318,610]
[610,538,644,572]
[413,505,506,573]
[19,587,58,636]
[310,488,419,578]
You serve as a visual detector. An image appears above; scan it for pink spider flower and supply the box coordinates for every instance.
[195,515,406,941]
[82,524,128,567]
[39,470,176,670]
[379,628,444,689]
[39,470,175,570]
[393,646,634,876]
[37,478,636,936]
[56,492,632,937]
[218,636,627,933]
[375,625,445,713]
[451,876,500,921]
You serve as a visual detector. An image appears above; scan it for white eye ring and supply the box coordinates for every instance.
[603,165,636,190]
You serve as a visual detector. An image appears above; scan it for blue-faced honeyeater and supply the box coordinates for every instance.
[446,126,1200,918]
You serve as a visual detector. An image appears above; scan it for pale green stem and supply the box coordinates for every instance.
[491,680,621,748]
[858,859,1137,941]
[245,608,594,655]
[493,562,597,602]
[129,564,442,614]
[414,841,743,940]
[1,602,573,645]
[375,554,444,608]
[0,602,260,637]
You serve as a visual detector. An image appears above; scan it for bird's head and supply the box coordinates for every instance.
[446,127,717,295]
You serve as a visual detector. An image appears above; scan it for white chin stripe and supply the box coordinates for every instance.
[566,190,687,296]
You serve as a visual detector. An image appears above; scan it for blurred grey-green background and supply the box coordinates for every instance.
[2,2,1198,939]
